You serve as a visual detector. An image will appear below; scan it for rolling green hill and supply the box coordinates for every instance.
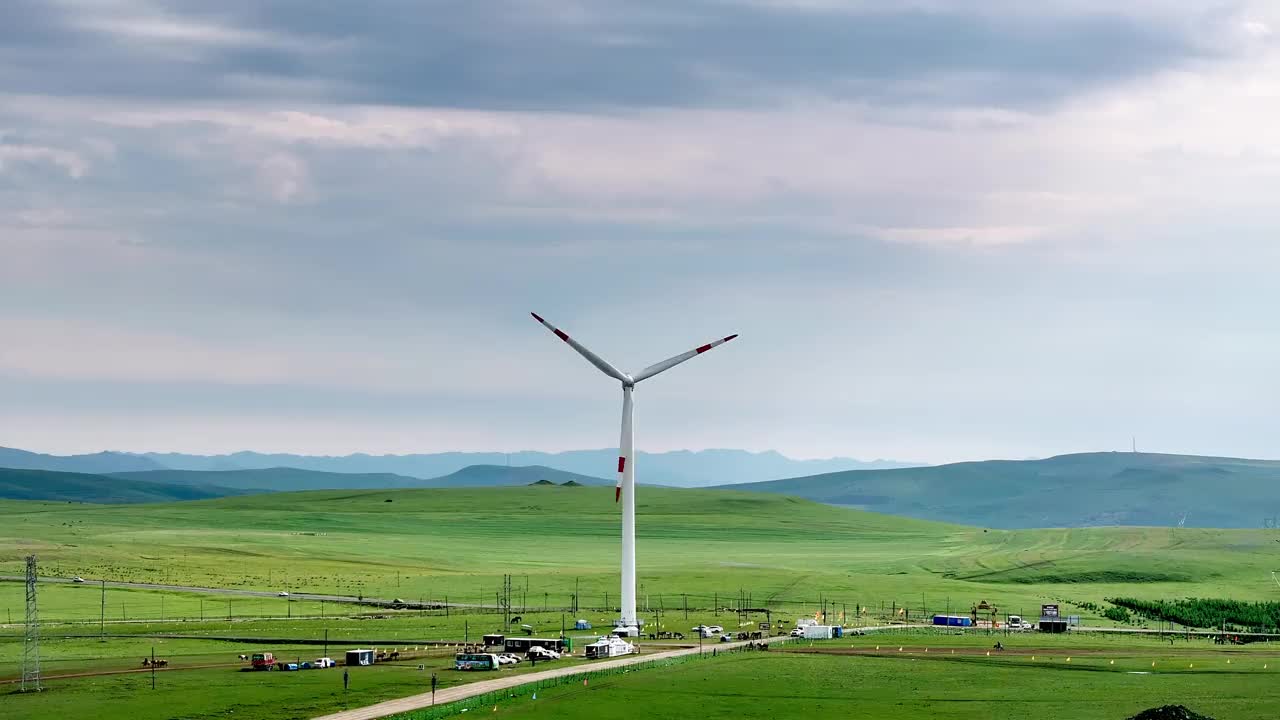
[717,452,1280,528]
[5,484,1278,625]
[0,467,247,503]
[430,464,611,487]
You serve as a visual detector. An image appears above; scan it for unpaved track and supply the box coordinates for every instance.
[0,575,491,609]
[0,661,242,685]
[313,625,920,720]
[312,637,780,720]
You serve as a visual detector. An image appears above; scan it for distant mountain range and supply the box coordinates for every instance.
[0,463,614,502]
[110,464,610,492]
[716,452,1280,529]
[0,467,252,504]
[0,446,164,474]
[10,446,1278,528]
[0,446,915,487]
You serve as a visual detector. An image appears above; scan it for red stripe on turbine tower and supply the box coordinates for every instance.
[617,456,626,473]
[615,485,621,503]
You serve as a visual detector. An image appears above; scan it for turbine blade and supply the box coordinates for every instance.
[631,333,738,383]
[531,312,629,383]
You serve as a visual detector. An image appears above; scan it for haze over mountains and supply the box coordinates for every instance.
[719,452,1280,529]
[4,445,1279,528]
[112,464,610,492]
[2,446,912,487]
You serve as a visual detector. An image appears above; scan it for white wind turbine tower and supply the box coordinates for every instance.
[531,312,737,633]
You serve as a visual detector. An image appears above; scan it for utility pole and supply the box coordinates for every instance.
[683,593,688,620]
[100,580,106,639]
[324,629,329,658]
[21,555,41,692]
[151,646,156,690]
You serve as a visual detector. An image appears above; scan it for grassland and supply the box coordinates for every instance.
[5,486,1279,623]
[410,645,1280,720]
[4,486,1280,719]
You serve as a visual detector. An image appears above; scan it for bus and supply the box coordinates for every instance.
[455,652,501,671]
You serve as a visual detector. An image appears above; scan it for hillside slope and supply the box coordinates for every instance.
[0,467,247,503]
[716,452,1280,528]
[426,464,611,487]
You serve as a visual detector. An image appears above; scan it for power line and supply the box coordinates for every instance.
[21,555,41,692]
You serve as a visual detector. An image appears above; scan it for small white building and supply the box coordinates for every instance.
[584,635,636,659]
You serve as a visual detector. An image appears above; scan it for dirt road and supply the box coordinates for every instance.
[311,636,786,720]
[313,626,922,720]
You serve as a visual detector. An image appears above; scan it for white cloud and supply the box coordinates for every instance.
[253,151,310,204]
[0,143,89,178]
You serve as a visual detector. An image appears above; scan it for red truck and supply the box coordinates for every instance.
[251,652,275,670]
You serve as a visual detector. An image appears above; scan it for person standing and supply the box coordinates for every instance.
[343,668,349,691]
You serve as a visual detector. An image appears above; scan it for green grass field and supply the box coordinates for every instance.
[5,487,1279,623]
[4,486,1280,719]
[413,647,1280,720]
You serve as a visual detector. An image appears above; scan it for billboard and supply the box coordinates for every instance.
[1041,604,1060,618]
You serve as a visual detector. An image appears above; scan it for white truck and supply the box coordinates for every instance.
[802,625,835,640]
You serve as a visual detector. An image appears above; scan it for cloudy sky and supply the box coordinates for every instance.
[3,0,1278,463]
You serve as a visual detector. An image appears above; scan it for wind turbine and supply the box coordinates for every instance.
[531,312,737,632]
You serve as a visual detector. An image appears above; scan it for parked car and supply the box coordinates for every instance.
[708,625,724,634]
[278,591,290,597]
[720,633,734,642]
[528,646,560,660]
[313,658,335,668]
[691,624,709,632]
[72,576,86,583]
[789,628,806,637]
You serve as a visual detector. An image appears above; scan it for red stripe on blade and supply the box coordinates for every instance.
[617,456,626,473]
[554,329,569,342]
[695,343,712,353]
[724,334,738,341]
[531,312,545,322]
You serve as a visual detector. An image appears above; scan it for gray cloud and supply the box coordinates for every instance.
[1,1,1215,110]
